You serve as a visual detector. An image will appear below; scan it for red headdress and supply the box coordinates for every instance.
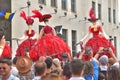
[20,11,34,25]
[88,8,99,22]
[32,10,52,22]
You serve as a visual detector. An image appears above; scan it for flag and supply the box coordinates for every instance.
[0,9,6,17]
[5,12,15,21]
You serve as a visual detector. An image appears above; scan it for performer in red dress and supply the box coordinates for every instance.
[29,10,71,61]
[15,11,37,56]
[0,29,12,59]
[79,8,116,60]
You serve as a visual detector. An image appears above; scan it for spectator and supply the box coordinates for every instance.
[16,56,33,80]
[62,62,71,80]
[79,47,99,80]
[0,29,12,59]
[33,61,47,80]
[11,56,19,77]
[45,57,53,74]
[0,58,19,80]
[69,59,85,80]
[51,58,62,75]
[107,65,120,80]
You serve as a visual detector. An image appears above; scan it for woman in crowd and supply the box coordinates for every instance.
[29,10,71,61]
[15,11,37,56]
[0,28,12,59]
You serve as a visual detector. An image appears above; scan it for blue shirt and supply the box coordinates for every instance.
[85,60,99,80]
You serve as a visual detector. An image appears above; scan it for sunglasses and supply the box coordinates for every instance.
[0,67,6,70]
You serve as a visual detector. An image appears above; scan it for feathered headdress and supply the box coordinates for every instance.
[88,8,99,22]
[32,10,52,22]
[20,11,34,25]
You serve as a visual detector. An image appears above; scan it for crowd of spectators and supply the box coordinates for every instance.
[0,46,120,80]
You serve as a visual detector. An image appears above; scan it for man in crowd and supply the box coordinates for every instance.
[0,58,19,80]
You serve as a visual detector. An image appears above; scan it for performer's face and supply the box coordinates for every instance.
[92,21,96,25]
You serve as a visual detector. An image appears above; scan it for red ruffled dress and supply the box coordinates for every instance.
[30,26,71,61]
[0,43,12,59]
[16,30,37,56]
[83,26,116,60]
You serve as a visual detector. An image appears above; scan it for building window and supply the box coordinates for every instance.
[98,4,101,19]
[62,0,67,10]
[38,0,46,5]
[71,0,76,13]
[62,29,68,42]
[113,9,116,24]
[51,0,57,7]
[108,8,111,23]
[72,30,76,56]
[92,1,95,12]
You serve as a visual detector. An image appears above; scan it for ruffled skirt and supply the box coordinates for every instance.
[30,34,71,61]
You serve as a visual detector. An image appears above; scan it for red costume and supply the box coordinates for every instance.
[0,43,12,59]
[83,8,116,60]
[16,11,37,56]
[83,26,116,60]
[16,30,37,56]
[29,10,71,61]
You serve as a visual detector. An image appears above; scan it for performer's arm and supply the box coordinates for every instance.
[52,27,57,36]
[108,48,118,62]
[81,31,91,42]
[76,31,91,46]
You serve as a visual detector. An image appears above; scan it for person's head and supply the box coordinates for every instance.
[98,72,105,80]
[84,61,93,75]
[12,56,19,65]
[88,8,99,25]
[62,62,71,79]
[99,55,108,66]
[45,73,63,80]
[0,58,12,76]
[107,65,120,80]
[108,58,116,67]
[45,57,53,69]
[91,20,97,25]
[70,59,85,76]
[34,61,47,76]
[43,18,49,23]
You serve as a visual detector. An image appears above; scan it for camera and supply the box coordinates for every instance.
[103,48,109,51]
[62,53,68,59]
[85,46,92,55]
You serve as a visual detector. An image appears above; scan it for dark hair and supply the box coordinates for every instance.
[62,63,72,79]
[45,57,53,69]
[84,61,93,75]
[107,66,120,80]
[70,59,85,75]
[0,58,12,66]
[0,28,5,40]
[12,56,19,65]
[34,61,47,75]
[44,18,49,22]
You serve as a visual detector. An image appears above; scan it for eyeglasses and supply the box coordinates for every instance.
[0,67,6,70]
